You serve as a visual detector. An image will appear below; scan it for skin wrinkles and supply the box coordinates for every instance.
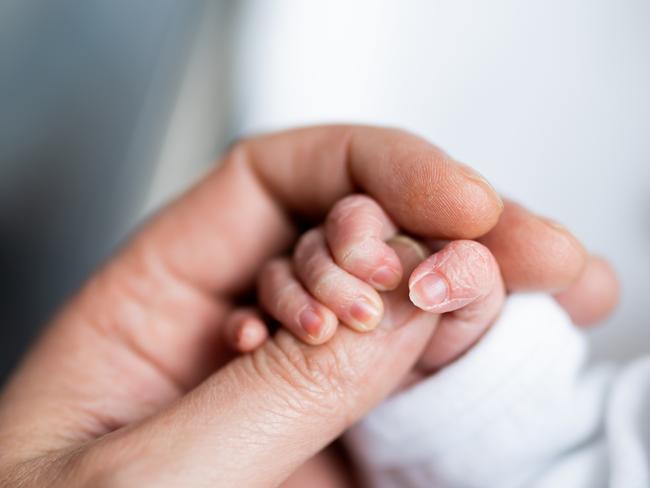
[0,126,616,487]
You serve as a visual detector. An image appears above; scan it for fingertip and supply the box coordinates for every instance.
[224,309,269,352]
[234,317,268,352]
[408,240,498,313]
[349,130,503,239]
[480,201,587,292]
[385,161,503,240]
[554,255,620,327]
[451,163,505,238]
[259,256,339,346]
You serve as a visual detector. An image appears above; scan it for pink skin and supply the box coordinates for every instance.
[409,240,505,371]
[222,308,268,353]
[324,195,402,291]
[292,228,384,333]
[223,195,405,349]
[0,126,617,488]
[225,195,505,371]
[554,255,620,327]
[258,259,339,344]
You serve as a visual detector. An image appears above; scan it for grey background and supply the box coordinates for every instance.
[0,1,208,382]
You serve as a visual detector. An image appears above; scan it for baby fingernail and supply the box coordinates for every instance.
[409,272,449,310]
[299,308,323,338]
[369,266,400,290]
[350,298,382,330]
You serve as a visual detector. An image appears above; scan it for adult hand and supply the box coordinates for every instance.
[0,126,617,487]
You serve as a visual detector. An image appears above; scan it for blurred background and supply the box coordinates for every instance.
[1,0,649,384]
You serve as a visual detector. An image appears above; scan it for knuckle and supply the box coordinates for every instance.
[338,237,381,272]
[275,281,304,315]
[0,449,108,488]
[310,268,340,299]
[294,228,324,264]
[260,260,305,313]
[293,234,341,298]
[329,194,375,222]
[338,245,364,270]
[328,194,380,234]
[260,258,289,285]
[246,334,357,423]
[328,199,388,273]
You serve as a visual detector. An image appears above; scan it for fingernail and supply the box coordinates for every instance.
[299,308,323,338]
[369,266,400,290]
[409,272,449,310]
[349,298,382,330]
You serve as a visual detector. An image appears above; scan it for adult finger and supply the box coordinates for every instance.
[138,125,503,297]
[554,255,620,327]
[0,125,501,459]
[478,200,619,325]
[479,200,587,292]
[37,237,438,488]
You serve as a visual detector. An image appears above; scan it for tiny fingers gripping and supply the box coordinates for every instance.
[293,228,384,333]
[258,258,338,344]
[325,195,402,291]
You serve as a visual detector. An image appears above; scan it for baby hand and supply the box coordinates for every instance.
[224,195,505,373]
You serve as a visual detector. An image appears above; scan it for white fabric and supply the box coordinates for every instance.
[346,295,650,488]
